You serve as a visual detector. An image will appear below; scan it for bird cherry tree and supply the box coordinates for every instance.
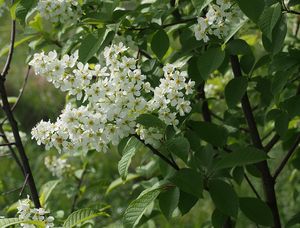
[0,0,300,227]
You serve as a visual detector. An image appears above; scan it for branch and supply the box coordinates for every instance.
[133,134,180,170]
[11,66,31,112]
[273,134,300,180]
[0,81,41,208]
[264,134,280,153]
[0,126,24,173]
[1,19,16,78]
[244,173,262,200]
[0,142,16,147]
[230,54,281,228]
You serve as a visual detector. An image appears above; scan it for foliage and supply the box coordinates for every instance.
[0,0,300,227]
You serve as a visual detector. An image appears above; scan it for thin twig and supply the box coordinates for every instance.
[1,186,22,195]
[264,134,280,153]
[244,174,261,200]
[133,134,180,170]
[11,66,31,112]
[0,126,24,173]
[0,20,16,77]
[0,142,16,147]
[19,174,29,197]
[273,134,300,180]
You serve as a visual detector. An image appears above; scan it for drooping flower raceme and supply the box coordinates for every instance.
[36,0,80,24]
[30,42,194,152]
[194,0,243,42]
[17,196,55,228]
[44,155,70,178]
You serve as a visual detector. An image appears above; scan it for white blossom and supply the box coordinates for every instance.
[36,0,81,24]
[17,196,55,228]
[30,42,195,151]
[194,0,244,42]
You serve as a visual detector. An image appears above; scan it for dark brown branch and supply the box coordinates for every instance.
[0,81,41,208]
[0,142,16,147]
[0,125,24,173]
[11,66,31,112]
[283,9,300,15]
[1,20,16,77]
[273,134,300,180]
[230,55,281,228]
[244,173,261,200]
[19,174,29,197]
[133,134,180,170]
[264,134,280,153]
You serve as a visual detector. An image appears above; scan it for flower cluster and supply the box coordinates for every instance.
[44,155,70,177]
[17,196,54,228]
[30,42,194,152]
[194,0,243,42]
[36,0,80,24]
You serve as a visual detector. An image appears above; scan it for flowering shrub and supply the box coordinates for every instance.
[30,44,194,153]
[1,0,300,227]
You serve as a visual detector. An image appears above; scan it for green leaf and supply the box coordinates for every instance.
[197,47,225,80]
[15,0,35,24]
[271,71,290,95]
[262,16,287,54]
[136,114,166,129]
[226,39,252,55]
[151,29,169,60]
[159,187,180,219]
[79,29,108,63]
[188,121,228,147]
[178,191,198,215]
[188,57,202,85]
[236,0,265,22]
[63,208,108,228]
[191,0,213,14]
[0,218,44,228]
[239,197,274,226]
[275,111,289,136]
[39,180,60,207]
[118,137,141,180]
[280,95,300,118]
[166,136,190,162]
[211,209,228,228]
[258,3,282,40]
[214,147,267,170]
[209,180,238,217]
[223,18,248,44]
[123,188,161,228]
[286,212,300,227]
[225,77,248,108]
[106,174,140,194]
[170,168,203,198]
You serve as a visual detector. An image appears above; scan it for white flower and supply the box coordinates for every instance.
[30,43,195,151]
[36,0,81,24]
[194,0,244,42]
[17,196,55,228]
